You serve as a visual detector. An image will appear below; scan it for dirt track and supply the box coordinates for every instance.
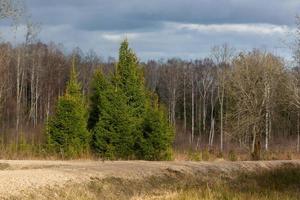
[0,159,299,198]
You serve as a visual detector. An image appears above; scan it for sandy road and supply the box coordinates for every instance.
[0,159,299,198]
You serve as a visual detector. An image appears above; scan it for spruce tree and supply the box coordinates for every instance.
[87,69,110,131]
[88,40,174,160]
[115,39,147,116]
[89,69,134,159]
[139,94,174,160]
[114,40,148,156]
[115,40,174,160]
[46,64,90,158]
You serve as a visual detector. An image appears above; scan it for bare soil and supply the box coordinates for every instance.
[0,159,299,199]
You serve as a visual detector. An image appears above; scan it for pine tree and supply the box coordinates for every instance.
[46,64,90,158]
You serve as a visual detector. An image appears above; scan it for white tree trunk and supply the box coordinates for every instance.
[265,82,270,151]
[191,73,194,144]
[219,80,225,152]
[183,71,187,134]
[209,85,215,146]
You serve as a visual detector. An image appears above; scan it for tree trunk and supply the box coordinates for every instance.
[265,82,270,151]
[265,111,269,151]
[183,71,187,135]
[251,125,261,160]
[202,91,206,135]
[219,81,224,152]
[297,112,300,153]
[16,51,22,142]
[171,88,176,126]
[191,73,194,144]
[198,95,202,142]
[209,85,214,147]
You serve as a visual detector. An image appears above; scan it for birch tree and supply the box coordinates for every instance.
[211,44,234,152]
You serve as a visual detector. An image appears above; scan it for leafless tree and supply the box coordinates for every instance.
[211,44,235,151]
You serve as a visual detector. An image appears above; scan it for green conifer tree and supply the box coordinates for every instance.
[89,69,134,159]
[115,39,147,116]
[87,69,110,131]
[88,40,174,160]
[114,40,148,156]
[139,94,174,160]
[46,63,90,158]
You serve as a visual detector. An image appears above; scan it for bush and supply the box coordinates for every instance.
[228,150,237,161]
[202,149,210,161]
[188,150,202,161]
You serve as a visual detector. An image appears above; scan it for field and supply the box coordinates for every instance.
[0,160,299,199]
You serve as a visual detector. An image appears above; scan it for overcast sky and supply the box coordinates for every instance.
[1,0,299,60]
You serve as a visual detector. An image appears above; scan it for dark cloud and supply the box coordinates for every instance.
[27,0,299,31]
[0,0,296,60]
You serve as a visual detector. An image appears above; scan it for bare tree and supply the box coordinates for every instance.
[183,64,187,135]
[190,64,195,144]
[294,16,300,67]
[211,44,235,152]
[196,60,213,137]
[159,59,181,127]
[287,69,300,152]
[227,50,284,159]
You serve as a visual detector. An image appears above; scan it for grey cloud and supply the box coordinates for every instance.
[27,0,300,32]
[0,0,296,60]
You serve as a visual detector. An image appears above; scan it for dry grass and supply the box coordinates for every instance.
[173,148,300,162]
[10,163,300,200]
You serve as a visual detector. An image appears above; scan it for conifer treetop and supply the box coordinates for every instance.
[66,57,82,97]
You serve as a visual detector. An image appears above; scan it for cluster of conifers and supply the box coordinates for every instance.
[46,40,174,160]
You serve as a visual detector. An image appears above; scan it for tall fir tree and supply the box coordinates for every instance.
[115,39,147,116]
[89,69,135,159]
[88,40,174,160]
[46,62,90,158]
[114,40,148,156]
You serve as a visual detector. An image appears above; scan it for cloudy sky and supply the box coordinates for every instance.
[1,0,300,60]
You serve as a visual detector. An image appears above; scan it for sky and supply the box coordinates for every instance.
[1,0,299,61]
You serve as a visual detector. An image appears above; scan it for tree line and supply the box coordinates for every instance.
[1,0,300,160]
[0,39,299,160]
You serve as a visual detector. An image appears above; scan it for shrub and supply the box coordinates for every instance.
[202,149,210,161]
[228,150,237,161]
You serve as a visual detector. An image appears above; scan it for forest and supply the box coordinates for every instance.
[0,0,300,161]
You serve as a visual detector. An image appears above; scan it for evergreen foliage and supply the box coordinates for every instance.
[138,94,174,160]
[89,40,174,160]
[89,70,135,159]
[87,69,110,131]
[46,64,90,158]
[47,40,174,160]
[115,39,147,116]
